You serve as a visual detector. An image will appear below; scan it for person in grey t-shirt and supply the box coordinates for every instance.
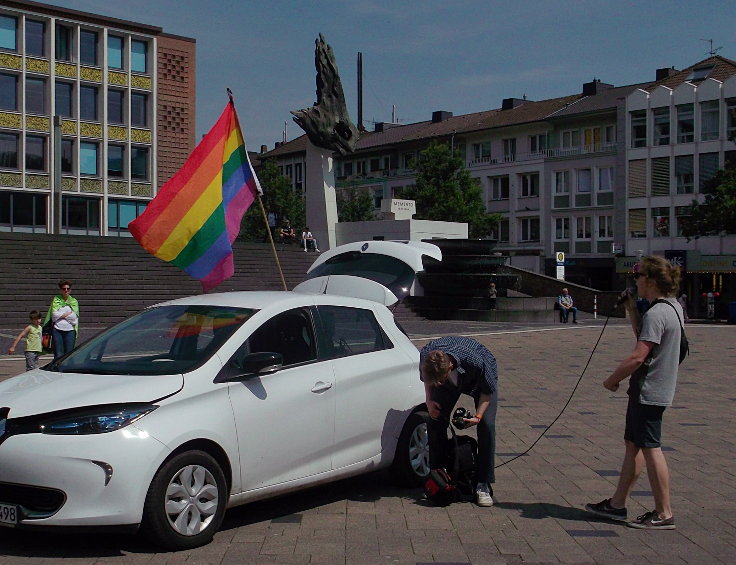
[586,255,683,531]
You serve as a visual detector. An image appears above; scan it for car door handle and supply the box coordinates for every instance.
[311,381,333,393]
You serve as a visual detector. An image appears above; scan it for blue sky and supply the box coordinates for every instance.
[49,0,736,151]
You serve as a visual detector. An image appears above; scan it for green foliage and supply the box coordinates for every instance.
[682,165,736,240]
[337,186,376,222]
[401,141,501,238]
[239,159,305,241]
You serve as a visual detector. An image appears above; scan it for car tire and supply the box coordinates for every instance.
[141,450,227,551]
[390,411,431,487]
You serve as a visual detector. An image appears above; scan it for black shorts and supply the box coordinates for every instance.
[624,397,666,448]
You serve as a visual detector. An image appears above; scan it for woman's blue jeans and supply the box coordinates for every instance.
[52,328,76,359]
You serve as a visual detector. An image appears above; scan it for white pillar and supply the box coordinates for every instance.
[305,141,338,250]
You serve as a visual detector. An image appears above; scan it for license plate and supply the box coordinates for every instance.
[0,503,19,526]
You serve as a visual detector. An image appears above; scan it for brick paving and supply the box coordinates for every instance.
[1,319,735,564]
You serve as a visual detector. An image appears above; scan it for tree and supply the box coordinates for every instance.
[337,186,376,222]
[402,141,501,238]
[682,165,736,240]
[239,159,305,241]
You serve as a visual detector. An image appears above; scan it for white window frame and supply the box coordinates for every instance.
[598,167,614,192]
[520,217,540,242]
[597,215,613,239]
[489,176,509,200]
[576,168,592,193]
[575,216,592,240]
[555,217,570,240]
[520,172,539,197]
[555,170,570,194]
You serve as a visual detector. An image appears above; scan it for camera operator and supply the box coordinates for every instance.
[420,336,498,507]
[586,255,683,530]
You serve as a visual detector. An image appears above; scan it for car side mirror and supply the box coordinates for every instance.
[214,352,284,383]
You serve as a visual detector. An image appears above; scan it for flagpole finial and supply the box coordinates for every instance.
[227,88,234,105]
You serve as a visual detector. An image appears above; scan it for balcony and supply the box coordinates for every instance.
[467,143,619,167]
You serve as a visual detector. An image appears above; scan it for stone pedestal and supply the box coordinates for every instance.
[305,141,337,250]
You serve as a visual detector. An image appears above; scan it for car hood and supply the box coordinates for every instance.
[0,369,183,417]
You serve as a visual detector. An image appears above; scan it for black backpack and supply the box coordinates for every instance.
[423,426,478,505]
[650,299,690,364]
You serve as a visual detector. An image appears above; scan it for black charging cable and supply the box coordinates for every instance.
[494,314,613,468]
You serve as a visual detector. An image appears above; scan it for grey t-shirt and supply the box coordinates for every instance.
[637,298,683,406]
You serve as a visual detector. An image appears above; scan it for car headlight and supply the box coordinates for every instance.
[39,404,158,435]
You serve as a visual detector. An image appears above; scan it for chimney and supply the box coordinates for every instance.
[274,141,282,148]
[582,79,614,96]
[655,66,678,81]
[432,110,453,123]
[260,144,268,154]
[375,122,385,132]
[501,97,526,110]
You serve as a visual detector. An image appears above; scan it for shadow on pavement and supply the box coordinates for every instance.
[494,501,593,522]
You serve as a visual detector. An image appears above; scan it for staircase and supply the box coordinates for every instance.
[0,232,316,329]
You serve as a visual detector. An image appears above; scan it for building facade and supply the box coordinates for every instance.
[0,0,195,236]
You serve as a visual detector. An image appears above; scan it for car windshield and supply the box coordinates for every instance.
[306,251,417,300]
[53,305,257,376]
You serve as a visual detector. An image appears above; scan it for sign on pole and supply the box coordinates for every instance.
[555,251,565,280]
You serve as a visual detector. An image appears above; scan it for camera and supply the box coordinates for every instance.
[452,407,475,430]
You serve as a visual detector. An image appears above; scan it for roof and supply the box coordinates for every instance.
[548,83,647,118]
[640,55,736,91]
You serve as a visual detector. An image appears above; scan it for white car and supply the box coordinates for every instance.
[0,241,440,550]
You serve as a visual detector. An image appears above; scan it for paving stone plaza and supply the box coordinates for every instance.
[1,319,734,564]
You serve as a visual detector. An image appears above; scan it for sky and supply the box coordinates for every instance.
[47,0,736,152]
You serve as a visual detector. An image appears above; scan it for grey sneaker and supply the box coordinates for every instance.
[627,510,676,530]
[585,498,627,521]
[476,483,494,507]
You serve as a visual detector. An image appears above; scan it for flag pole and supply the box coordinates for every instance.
[227,88,287,291]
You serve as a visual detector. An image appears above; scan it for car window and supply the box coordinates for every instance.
[245,307,317,366]
[316,305,394,360]
[55,305,257,375]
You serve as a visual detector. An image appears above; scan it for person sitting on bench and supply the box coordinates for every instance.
[557,288,578,324]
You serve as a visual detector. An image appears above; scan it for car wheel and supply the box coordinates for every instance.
[390,411,430,487]
[141,450,227,551]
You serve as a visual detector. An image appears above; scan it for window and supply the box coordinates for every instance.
[651,157,670,196]
[62,195,100,235]
[630,110,646,147]
[561,129,580,148]
[675,155,694,194]
[597,215,613,239]
[555,170,570,193]
[0,15,17,51]
[108,144,124,177]
[489,176,509,200]
[675,206,690,237]
[520,217,540,242]
[520,172,539,197]
[55,82,73,117]
[503,138,516,161]
[131,146,149,180]
[0,191,46,231]
[495,218,509,242]
[55,24,72,62]
[628,208,646,238]
[0,73,18,110]
[25,135,46,171]
[370,158,380,172]
[108,89,124,124]
[284,164,292,179]
[295,162,302,190]
[131,93,147,127]
[576,169,592,193]
[80,30,98,65]
[342,162,353,176]
[676,104,694,143]
[652,207,669,237]
[598,167,614,191]
[247,308,316,366]
[80,85,98,121]
[529,134,547,153]
[131,40,147,73]
[583,127,601,148]
[555,217,570,240]
[355,160,365,175]
[604,125,616,143]
[699,152,719,191]
[727,98,736,141]
[576,216,591,239]
[401,152,414,169]
[25,78,45,114]
[80,142,98,176]
[700,100,719,141]
[373,187,382,209]
[0,132,19,168]
[316,305,391,360]
[652,107,670,145]
[108,199,147,235]
[108,35,123,69]
[628,159,646,197]
[25,20,45,57]
[472,141,490,160]
[61,138,73,173]
[687,65,714,82]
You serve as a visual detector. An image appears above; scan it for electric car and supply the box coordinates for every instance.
[0,241,439,550]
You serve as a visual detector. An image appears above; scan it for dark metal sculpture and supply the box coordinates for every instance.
[292,34,358,155]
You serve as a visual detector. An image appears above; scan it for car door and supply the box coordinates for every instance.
[316,304,414,470]
[227,307,335,490]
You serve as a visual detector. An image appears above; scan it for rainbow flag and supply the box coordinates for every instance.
[129,102,262,291]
